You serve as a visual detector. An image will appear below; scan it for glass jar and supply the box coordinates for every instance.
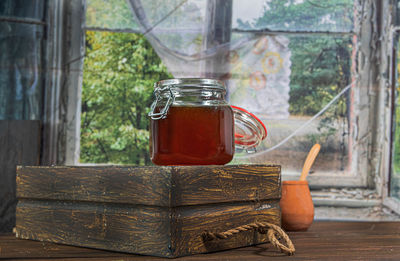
[149,78,266,166]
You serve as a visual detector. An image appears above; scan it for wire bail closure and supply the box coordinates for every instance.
[148,86,175,120]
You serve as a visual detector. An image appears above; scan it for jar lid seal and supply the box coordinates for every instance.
[232,105,267,151]
[155,78,225,90]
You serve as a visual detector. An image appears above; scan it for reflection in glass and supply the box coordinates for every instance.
[0,22,44,120]
[0,0,45,20]
[397,0,400,26]
[232,34,354,176]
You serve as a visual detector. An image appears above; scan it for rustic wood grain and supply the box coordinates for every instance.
[3,222,400,260]
[15,200,172,257]
[16,166,173,206]
[172,200,280,256]
[0,120,40,233]
[15,200,280,258]
[15,165,281,257]
[172,165,281,206]
[16,165,280,206]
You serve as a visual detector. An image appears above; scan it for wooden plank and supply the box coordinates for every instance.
[0,120,40,233]
[15,199,172,257]
[172,200,280,256]
[3,222,400,260]
[16,166,173,206]
[16,165,281,207]
[172,165,281,206]
[15,199,279,258]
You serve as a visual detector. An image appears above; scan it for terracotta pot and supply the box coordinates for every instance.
[280,180,314,231]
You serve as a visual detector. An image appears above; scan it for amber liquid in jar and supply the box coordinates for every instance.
[150,105,234,165]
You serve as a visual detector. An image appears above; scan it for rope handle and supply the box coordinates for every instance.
[202,221,295,256]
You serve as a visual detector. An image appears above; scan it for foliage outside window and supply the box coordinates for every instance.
[80,31,171,164]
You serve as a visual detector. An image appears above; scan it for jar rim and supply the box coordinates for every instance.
[155,78,225,90]
[231,105,267,150]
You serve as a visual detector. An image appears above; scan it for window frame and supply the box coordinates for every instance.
[383,1,400,216]
[42,0,86,165]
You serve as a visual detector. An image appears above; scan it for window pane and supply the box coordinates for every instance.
[232,0,355,33]
[86,0,139,29]
[391,36,400,200]
[87,0,356,33]
[80,31,172,164]
[0,22,44,120]
[229,34,354,175]
[397,0,400,26]
[83,1,356,173]
[0,0,45,20]
[85,0,205,55]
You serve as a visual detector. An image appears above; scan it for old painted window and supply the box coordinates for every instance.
[81,0,358,186]
[62,0,398,219]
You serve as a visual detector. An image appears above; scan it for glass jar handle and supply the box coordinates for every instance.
[148,86,175,120]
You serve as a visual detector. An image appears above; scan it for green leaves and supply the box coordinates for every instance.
[249,0,353,32]
[80,31,172,165]
[287,35,351,116]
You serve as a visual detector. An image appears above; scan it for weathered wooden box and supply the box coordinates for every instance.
[15,165,281,258]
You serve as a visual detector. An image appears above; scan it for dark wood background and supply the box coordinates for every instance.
[0,120,40,232]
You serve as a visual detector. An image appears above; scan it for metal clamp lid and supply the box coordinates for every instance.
[148,86,175,120]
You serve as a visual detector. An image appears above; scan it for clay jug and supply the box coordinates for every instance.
[280,180,314,231]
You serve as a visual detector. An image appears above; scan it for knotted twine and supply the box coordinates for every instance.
[202,221,295,256]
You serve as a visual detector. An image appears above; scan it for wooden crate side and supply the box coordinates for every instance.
[16,166,172,206]
[171,165,281,206]
[15,200,173,257]
[17,165,281,207]
[171,200,281,257]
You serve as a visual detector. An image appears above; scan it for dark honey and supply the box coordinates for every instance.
[150,105,234,165]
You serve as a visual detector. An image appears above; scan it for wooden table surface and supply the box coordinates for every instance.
[1,221,400,260]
